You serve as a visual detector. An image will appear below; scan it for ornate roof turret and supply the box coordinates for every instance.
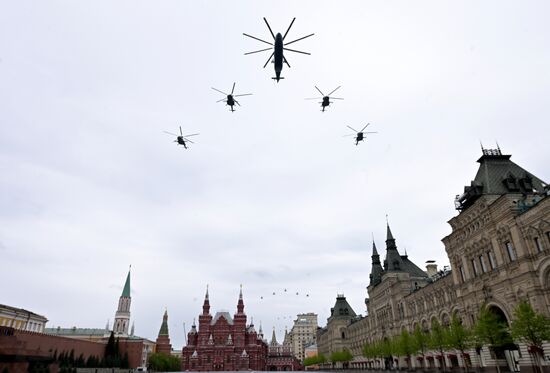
[369,240,384,287]
[270,327,278,346]
[258,321,264,340]
[189,319,197,334]
[202,285,210,315]
[236,284,245,314]
[384,222,404,272]
[328,294,356,321]
[455,147,548,212]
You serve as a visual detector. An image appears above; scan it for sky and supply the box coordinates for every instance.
[1,0,549,350]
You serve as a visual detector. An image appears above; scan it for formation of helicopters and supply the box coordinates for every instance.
[164,17,377,149]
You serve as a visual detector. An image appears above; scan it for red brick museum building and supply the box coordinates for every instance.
[181,286,269,371]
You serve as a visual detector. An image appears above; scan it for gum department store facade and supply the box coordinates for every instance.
[318,149,550,373]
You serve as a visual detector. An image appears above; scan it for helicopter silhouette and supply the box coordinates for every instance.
[305,86,344,112]
[243,18,314,82]
[164,126,199,149]
[211,82,252,112]
[345,123,377,146]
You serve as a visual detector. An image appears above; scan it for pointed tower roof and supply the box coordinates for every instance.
[121,268,131,297]
[202,285,210,315]
[386,224,395,241]
[369,240,384,287]
[158,309,169,336]
[236,284,245,314]
[270,328,278,346]
[384,222,404,271]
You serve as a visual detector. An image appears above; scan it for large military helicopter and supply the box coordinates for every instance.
[164,126,199,149]
[243,18,314,82]
[345,123,377,146]
[211,82,252,112]
[305,86,344,112]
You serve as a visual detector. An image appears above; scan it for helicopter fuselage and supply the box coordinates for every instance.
[356,132,364,142]
[273,33,284,81]
[176,136,187,148]
[322,96,330,107]
[226,95,235,107]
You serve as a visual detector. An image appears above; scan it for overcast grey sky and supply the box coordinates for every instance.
[1,0,549,349]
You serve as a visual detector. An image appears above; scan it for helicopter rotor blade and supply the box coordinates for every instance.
[234,93,253,97]
[283,56,291,68]
[327,86,341,96]
[183,138,195,144]
[314,86,325,96]
[164,131,178,136]
[365,131,378,134]
[211,87,228,95]
[331,97,344,100]
[234,100,241,106]
[216,98,227,103]
[231,82,236,95]
[347,125,359,133]
[304,97,323,100]
[243,33,273,47]
[360,123,371,132]
[283,47,310,55]
[263,18,276,40]
[183,133,200,137]
[179,126,183,136]
[244,47,273,55]
[282,17,296,41]
[263,52,275,68]
[284,33,314,46]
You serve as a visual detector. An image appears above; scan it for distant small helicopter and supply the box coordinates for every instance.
[211,82,252,112]
[305,86,344,112]
[243,18,314,82]
[345,123,377,146]
[164,126,199,149]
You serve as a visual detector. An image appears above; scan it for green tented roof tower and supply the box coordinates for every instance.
[121,269,131,297]
[113,267,131,336]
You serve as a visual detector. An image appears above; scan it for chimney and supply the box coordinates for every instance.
[426,260,438,277]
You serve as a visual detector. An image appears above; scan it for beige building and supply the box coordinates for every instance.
[318,149,550,372]
[0,304,48,332]
[288,313,318,361]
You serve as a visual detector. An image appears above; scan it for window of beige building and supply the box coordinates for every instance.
[479,255,487,273]
[534,237,543,253]
[471,259,479,276]
[505,241,517,261]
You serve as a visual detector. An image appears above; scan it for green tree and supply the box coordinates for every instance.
[429,319,450,371]
[303,353,326,367]
[474,305,512,373]
[447,314,472,372]
[510,301,550,372]
[148,353,182,372]
[396,329,418,369]
[330,349,353,368]
[413,324,430,367]
[105,331,117,358]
